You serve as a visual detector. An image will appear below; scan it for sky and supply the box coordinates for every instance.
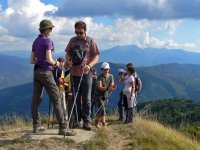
[1,0,200,53]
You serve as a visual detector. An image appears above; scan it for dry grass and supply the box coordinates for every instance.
[116,117,200,150]
[0,115,31,132]
[0,115,200,150]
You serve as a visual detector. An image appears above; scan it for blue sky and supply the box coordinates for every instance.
[0,0,200,53]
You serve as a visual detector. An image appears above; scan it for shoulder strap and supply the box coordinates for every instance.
[87,36,93,55]
[87,36,92,46]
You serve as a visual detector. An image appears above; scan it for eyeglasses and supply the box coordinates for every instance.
[75,31,84,35]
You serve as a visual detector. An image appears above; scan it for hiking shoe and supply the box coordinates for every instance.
[83,122,93,131]
[33,126,46,133]
[58,128,77,136]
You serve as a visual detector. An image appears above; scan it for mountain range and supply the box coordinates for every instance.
[99,45,200,66]
[1,44,200,67]
[0,63,200,116]
[1,45,200,115]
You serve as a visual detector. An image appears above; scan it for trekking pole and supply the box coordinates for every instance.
[68,72,84,128]
[94,77,121,117]
[72,81,79,127]
[94,96,105,116]
[52,106,55,128]
[48,101,51,129]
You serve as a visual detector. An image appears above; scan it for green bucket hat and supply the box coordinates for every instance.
[39,19,55,30]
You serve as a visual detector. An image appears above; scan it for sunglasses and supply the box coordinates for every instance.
[75,31,84,35]
[103,68,109,71]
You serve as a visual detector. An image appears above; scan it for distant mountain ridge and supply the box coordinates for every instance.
[1,45,200,67]
[100,45,200,66]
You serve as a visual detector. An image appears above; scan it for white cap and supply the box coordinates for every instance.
[101,62,110,69]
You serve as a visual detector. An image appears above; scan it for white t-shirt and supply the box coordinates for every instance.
[123,75,135,93]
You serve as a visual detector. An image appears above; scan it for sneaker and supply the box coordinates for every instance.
[33,126,46,133]
[58,128,77,136]
[83,122,93,131]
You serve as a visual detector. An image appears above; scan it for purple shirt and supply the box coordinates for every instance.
[32,34,54,71]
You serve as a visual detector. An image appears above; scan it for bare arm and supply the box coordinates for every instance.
[97,81,107,92]
[108,82,115,92]
[84,55,99,74]
[46,50,60,66]
[30,51,36,64]
[88,55,99,68]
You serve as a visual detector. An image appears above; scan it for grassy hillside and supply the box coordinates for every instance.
[137,99,200,140]
[0,116,199,149]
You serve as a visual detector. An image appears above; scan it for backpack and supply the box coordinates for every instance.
[135,76,142,95]
[70,36,92,66]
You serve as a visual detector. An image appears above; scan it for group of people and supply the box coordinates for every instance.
[30,19,140,136]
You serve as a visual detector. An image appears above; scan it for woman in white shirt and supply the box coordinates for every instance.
[123,66,135,123]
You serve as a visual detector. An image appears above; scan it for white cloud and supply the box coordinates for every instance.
[164,20,182,35]
[0,0,58,38]
[0,0,199,54]
[0,35,32,50]
[139,32,199,52]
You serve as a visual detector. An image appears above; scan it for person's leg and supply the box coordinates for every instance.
[118,91,124,121]
[81,73,92,129]
[129,108,133,123]
[41,70,76,135]
[91,100,95,119]
[71,75,82,126]
[67,95,76,129]
[123,93,129,123]
[31,70,44,131]
[60,91,67,122]
[40,70,65,129]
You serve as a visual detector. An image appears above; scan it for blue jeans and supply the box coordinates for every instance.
[70,72,92,123]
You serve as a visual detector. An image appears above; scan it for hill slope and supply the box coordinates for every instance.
[1,63,200,116]
[0,116,199,149]
[0,54,33,89]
